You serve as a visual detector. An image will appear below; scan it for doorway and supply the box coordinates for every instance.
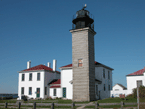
[63,87,66,98]
[36,88,40,98]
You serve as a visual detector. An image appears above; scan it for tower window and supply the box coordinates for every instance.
[78,59,83,67]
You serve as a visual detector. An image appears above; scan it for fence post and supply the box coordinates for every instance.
[18,102,21,109]
[5,102,8,108]
[121,101,124,109]
[33,102,36,109]
[95,102,98,109]
[51,102,54,109]
[71,102,75,109]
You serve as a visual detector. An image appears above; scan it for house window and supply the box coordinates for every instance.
[137,80,142,88]
[103,69,105,78]
[96,85,98,95]
[54,89,56,96]
[29,73,32,81]
[78,59,83,67]
[104,84,105,91]
[45,87,47,95]
[37,73,40,81]
[108,85,110,91]
[108,71,110,79]
[115,89,119,91]
[29,87,32,95]
[22,74,25,81]
[21,87,24,95]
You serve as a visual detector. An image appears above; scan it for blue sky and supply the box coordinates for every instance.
[0,0,145,93]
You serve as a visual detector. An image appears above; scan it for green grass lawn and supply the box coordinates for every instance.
[0,97,143,109]
[96,97,137,103]
[0,99,17,103]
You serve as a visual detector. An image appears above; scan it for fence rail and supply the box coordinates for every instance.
[0,101,139,109]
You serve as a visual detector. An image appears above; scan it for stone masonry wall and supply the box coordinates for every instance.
[70,27,96,101]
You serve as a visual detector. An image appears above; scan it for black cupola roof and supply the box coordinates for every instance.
[72,5,94,30]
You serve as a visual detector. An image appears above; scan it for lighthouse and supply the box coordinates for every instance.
[70,5,96,101]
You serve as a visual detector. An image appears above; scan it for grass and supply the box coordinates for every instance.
[23,99,90,104]
[0,99,17,103]
[0,97,143,109]
[85,105,121,108]
[96,97,137,103]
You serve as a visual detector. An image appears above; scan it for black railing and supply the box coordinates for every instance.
[72,12,94,20]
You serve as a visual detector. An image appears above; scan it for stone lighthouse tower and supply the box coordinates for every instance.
[70,5,96,101]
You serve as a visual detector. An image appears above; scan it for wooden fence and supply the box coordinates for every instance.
[0,101,140,109]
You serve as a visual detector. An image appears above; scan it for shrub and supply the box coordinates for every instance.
[126,94,133,98]
[21,95,28,101]
[6,96,13,99]
[132,85,145,99]
[46,96,52,100]
[0,97,6,100]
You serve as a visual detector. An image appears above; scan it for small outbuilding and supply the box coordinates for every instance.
[110,83,127,97]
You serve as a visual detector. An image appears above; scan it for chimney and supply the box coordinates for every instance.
[47,62,51,68]
[27,61,31,69]
[53,59,57,71]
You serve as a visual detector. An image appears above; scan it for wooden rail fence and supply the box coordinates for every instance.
[0,101,140,109]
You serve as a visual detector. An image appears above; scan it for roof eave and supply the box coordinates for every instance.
[59,67,72,70]
[126,74,143,76]
[95,64,114,70]
[18,69,45,73]
[18,69,56,73]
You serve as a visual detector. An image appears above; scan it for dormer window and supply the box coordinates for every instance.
[78,59,83,67]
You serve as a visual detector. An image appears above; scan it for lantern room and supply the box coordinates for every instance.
[72,5,94,30]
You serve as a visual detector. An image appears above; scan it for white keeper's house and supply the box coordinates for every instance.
[18,60,60,100]
[18,6,114,101]
[126,67,145,95]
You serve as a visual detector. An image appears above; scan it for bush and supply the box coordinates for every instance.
[21,95,28,101]
[46,96,52,100]
[0,97,6,100]
[132,85,145,99]
[126,94,133,98]
[6,96,13,99]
